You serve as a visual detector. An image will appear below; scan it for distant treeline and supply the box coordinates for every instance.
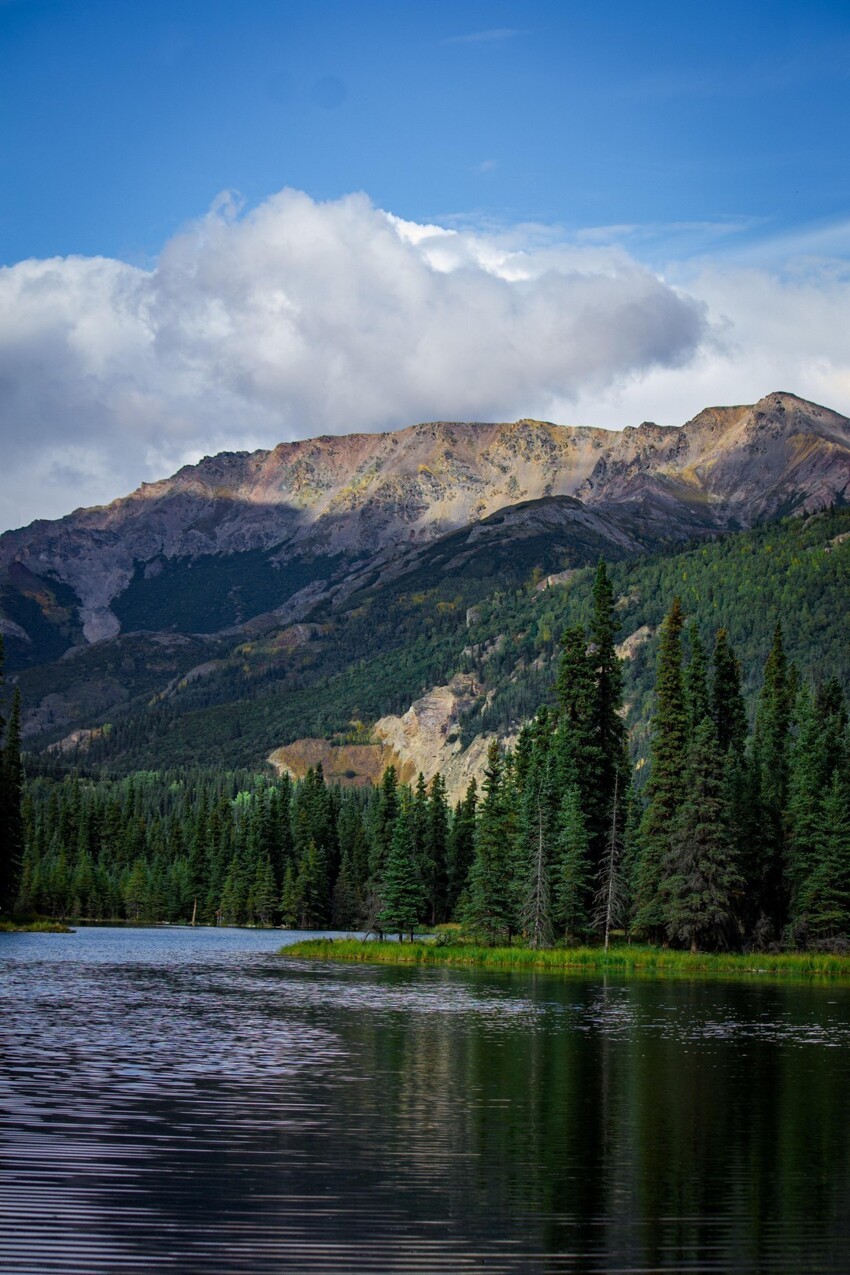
[14,562,850,952]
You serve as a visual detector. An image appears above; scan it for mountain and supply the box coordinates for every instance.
[3,391,847,665]
[4,391,850,779]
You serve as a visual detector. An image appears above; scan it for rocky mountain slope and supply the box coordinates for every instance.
[2,392,847,668]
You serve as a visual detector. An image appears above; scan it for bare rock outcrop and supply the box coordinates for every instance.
[268,674,510,803]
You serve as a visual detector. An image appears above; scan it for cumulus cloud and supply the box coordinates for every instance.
[560,256,850,430]
[0,188,706,529]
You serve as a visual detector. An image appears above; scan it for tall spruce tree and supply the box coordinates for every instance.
[786,685,828,922]
[594,770,628,950]
[424,773,450,925]
[447,779,477,917]
[518,725,556,949]
[795,773,850,946]
[684,624,711,731]
[463,741,516,944]
[332,848,358,929]
[664,717,741,951]
[588,561,628,860]
[633,598,688,939]
[370,766,399,882]
[751,623,793,938]
[553,622,599,911]
[553,783,592,942]
[712,629,748,756]
[379,808,425,940]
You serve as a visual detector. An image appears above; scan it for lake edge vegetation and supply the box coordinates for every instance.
[280,938,850,981]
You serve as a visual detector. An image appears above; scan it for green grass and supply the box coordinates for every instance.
[281,938,850,981]
[0,919,74,933]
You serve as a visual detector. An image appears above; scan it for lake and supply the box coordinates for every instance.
[2,926,850,1272]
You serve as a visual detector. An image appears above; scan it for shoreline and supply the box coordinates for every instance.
[281,938,850,981]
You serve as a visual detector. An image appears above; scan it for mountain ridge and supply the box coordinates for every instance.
[3,391,848,661]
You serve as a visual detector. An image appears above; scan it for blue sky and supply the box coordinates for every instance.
[1,0,849,528]
[3,0,849,264]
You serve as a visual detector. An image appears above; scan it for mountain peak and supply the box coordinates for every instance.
[1,391,848,653]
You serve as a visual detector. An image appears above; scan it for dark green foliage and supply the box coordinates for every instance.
[712,628,747,756]
[423,773,450,926]
[595,773,629,950]
[663,718,741,952]
[751,624,794,936]
[633,599,688,938]
[517,723,557,949]
[786,682,850,940]
[18,508,850,778]
[332,848,358,929]
[112,548,347,635]
[588,561,628,857]
[14,518,850,955]
[369,765,399,883]
[0,566,84,673]
[461,508,850,753]
[447,779,477,916]
[795,775,850,945]
[378,808,426,939]
[684,624,710,731]
[552,784,591,942]
[463,741,517,944]
[554,625,599,793]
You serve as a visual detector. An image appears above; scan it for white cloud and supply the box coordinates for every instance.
[0,188,707,529]
[559,259,850,429]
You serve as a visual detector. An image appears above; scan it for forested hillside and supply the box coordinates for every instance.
[29,505,850,775]
[460,506,850,757]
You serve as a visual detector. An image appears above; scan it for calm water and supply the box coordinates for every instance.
[3,929,850,1273]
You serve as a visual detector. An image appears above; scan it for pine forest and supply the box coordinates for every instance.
[5,559,850,953]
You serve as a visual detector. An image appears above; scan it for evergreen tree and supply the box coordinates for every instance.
[664,717,741,952]
[518,729,556,949]
[594,771,628,950]
[266,778,293,890]
[123,858,148,922]
[712,628,748,756]
[280,862,301,928]
[295,839,328,928]
[684,624,711,731]
[786,685,828,921]
[378,809,425,940]
[463,741,516,944]
[795,774,850,946]
[249,855,278,926]
[331,848,358,929]
[411,772,429,868]
[424,773,450,925]
[588,561,628,859]
[751,623,793,938]
[554,625,599,811]
[447,779,477,917]
[633,598,688,939]
[369,766,399,882]
[337,796,369,917]
[552,783,591,942]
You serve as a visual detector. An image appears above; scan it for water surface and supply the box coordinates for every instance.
[3,926,850,1272]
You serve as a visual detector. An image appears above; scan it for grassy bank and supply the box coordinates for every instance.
[281,938,850,980]
[0,919,74,933]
